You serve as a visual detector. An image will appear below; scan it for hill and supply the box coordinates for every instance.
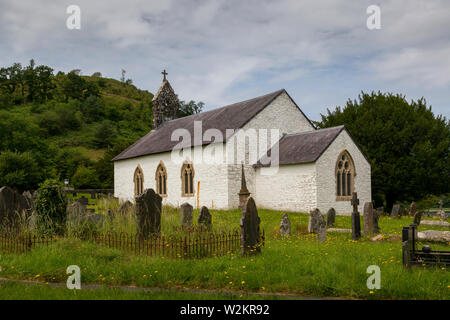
[0,60,202,191]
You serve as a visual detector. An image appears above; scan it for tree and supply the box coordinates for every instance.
[178,100,204,117]
[92,121,117,148]
[318,91,450,210]
[0,151,41,192]
[71,166,100,189]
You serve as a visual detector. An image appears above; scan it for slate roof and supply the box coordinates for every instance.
[254,126,347,166]
[113,89,311,161]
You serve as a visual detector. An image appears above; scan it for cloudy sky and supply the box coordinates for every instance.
[1,0,449,120]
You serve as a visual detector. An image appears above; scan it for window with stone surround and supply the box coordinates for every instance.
[134,165,144,197]
[180,162,194,197]
[155,161,167,197]
[335,150,355,200]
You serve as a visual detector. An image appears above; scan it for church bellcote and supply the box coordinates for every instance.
[152,69,180,128]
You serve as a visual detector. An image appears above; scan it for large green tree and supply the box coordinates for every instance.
[318,91,450,210]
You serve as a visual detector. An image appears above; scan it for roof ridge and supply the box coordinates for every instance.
[284,125,344,137]
[157,89,285,126]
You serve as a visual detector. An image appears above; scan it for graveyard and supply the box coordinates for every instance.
[0,188,448,300]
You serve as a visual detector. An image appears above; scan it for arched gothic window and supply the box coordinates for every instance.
[134,165,144,197]
[181,162,194,197]
[335,150,355,200]
[155,161,167,197]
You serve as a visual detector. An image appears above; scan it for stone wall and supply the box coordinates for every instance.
[315,130,371,215]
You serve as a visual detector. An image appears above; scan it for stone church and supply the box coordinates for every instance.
[112,72,371,214]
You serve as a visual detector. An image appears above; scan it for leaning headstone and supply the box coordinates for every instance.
[0,186,29,225]
[390,204,401,219]
[135,189,162,238]
[363,202,376,236]
[180,202,193,227]
[279,213,291,236]
[240,197,261,255]
[326,208,336,227]
[413,210,422,226]
[317,217,327,242]
[198,206,212,228]
[118,200,134,215]
[351,192,361,240]
[308,208,323,234]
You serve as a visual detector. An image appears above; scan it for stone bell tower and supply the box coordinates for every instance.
[152,69,180,129]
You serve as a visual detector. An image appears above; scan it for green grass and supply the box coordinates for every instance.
[0,208,448,300]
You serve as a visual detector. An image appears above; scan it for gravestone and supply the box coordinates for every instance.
[240,197,261,255]
[66,201,86,224]
[118,200,134,215]
[317,216,327,242]
[279,213,291,236]
[400,206,408,216]
[413,210,422,226]
[326,208,336,227]
[135,188,162,238]
[0,186,29,225]
[376,207,384,217]
[22,191,34,211]
[409,202,417,217]
[76,196,88,206]
[85,214,105,225]
[351,192,361,240]
[198,206,212,228]
[90,193,96,199]
[391,204,401,219]
[308,208,323,234]
[107,209,114,221]
[363,202,376,236]
[180,203,193,227]
[374,207,381,234]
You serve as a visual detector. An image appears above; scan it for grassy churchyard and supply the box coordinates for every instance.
[0,199,448,300]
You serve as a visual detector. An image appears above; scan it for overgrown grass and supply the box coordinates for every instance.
[0,208,448,300]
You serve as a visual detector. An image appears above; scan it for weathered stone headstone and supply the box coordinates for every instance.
[118,200,134,215]
[135,189,161,238]
[76,196,88,206]
[374,207,381,234]
[198,206,212,228]
[376,207,384,217]
[409,202,417,217]
[279,213,291,236]
[351,192,361,240]
[22,191,34,211]
[180,202,193,227]
[240,197,261,255]
[90,193,96,199]
[390,204,401,219]
[107,209,114,221]
[0,186,29,225]
[326,208,336,227]
[437,200,447,221]
[308,208,323,234]
[363,202,376,236]
[66,201,86,223]
[317,216,327,243]
[413,210,422,226]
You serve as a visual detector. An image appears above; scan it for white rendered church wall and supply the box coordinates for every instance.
[114,148,230,209]
[226,91,315,208]
[315,130,372,215]
[254,164,317,212]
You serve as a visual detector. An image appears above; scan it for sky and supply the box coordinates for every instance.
[1,0,449,121]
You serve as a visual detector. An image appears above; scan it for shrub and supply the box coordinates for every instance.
[71,166,100,189]
[35,179,67,235]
